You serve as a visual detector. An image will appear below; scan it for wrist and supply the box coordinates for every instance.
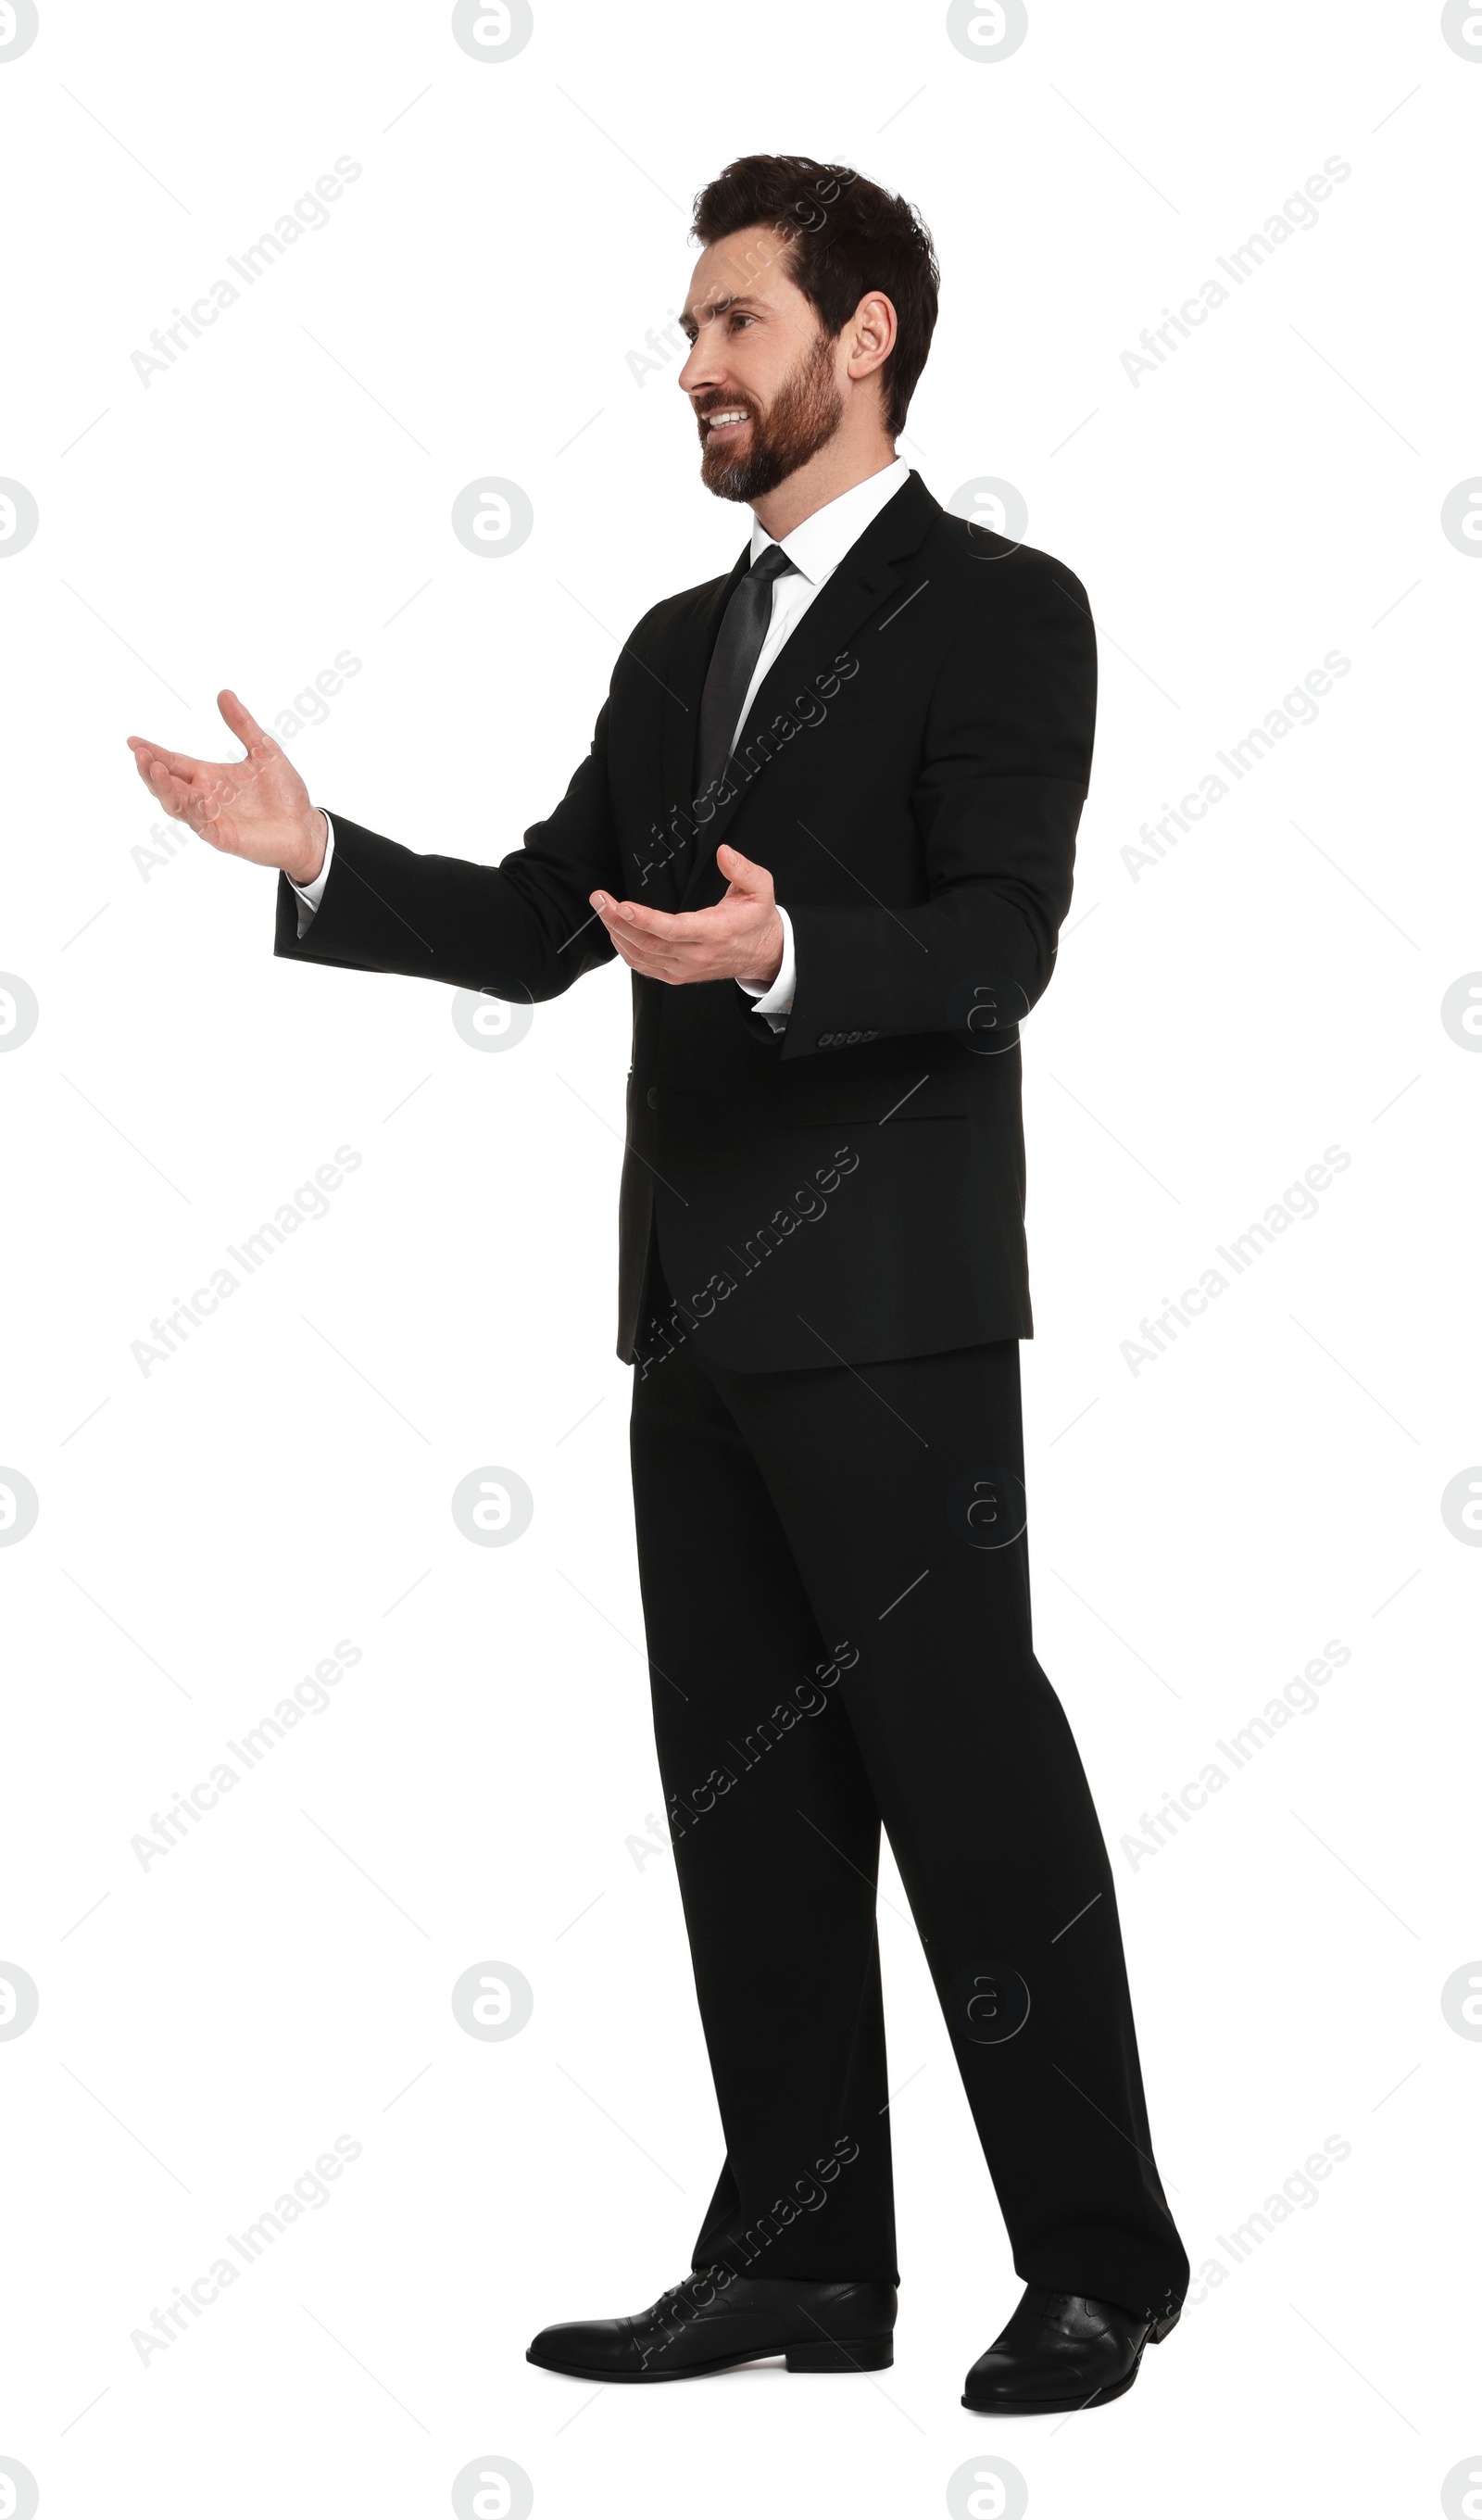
[286,809,328,888]
[737,910,785,991]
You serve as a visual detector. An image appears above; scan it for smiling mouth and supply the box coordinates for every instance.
[702,408,751,436]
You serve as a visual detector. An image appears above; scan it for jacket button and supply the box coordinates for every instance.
[647,1084,659,1110]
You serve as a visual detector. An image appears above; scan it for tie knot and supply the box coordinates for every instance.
[750,544,796,586]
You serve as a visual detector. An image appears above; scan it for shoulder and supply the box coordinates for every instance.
[624,570,734,656]
[918,508,1097,743]
[923,507,1093,627]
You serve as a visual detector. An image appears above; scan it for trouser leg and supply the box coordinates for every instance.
[697,1334,1189,2323]
[629,1331,898,2282]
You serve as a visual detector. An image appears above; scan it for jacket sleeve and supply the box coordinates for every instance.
[780,553,1096,1059]
[272,693,621,1002]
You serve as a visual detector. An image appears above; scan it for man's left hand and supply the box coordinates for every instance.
[591,844,783,988]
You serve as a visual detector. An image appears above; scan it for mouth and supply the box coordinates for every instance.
[701,408,751,439]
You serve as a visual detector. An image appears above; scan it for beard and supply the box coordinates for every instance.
[697,332,845,502]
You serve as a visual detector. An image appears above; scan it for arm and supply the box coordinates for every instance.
[273,700,619,1000]
[127,687,621,1004]
[779,554,1095,1059]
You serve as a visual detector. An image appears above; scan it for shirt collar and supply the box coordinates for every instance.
[748,455,911,586]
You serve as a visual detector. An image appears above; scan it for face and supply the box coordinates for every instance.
[678,223,847,502]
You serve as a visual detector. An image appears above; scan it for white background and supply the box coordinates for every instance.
[1,1,1478,2514]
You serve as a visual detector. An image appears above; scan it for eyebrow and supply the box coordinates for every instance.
[680,292,765,334]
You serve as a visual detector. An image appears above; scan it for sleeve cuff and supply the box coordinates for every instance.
[736,905,795,1029]
[288,813,334,937]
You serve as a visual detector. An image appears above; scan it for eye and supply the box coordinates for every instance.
[728,312,755,331]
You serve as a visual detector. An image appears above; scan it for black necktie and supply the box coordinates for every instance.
[695,544,797,804]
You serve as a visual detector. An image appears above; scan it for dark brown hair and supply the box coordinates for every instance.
[690,154,939,437]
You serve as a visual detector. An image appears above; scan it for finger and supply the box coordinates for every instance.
[148,753,232,832]
[610,903,729,957]
[218,687,273,755]
[716,843,767,886]
[602,918,660,960]
[132,750,170,804]
[593,901,666,951]
[132,737,222,789]
[591,891,679,939]
[606,928,672,974]
[142,758,196,821]
[619,951,701,985]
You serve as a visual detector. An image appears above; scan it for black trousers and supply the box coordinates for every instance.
[628,1265,1189,2325]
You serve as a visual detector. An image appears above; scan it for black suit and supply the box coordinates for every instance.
[276,469,1189,2323]
[276,471,1090,1370]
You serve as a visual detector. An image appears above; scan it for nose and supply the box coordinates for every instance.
[677,326,721,401]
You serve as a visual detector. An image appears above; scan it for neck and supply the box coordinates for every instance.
[749,433,898,543]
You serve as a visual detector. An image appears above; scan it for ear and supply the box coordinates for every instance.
[846,290,897,383]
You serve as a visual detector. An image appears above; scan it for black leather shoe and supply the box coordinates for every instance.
[962,2287,1181,2414]
[527,2269,897,2382]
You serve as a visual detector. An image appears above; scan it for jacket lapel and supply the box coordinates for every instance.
[676,470,938,908]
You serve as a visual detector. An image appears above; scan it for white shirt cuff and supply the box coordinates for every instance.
[289,813,333,937]
[736,906,795,1030]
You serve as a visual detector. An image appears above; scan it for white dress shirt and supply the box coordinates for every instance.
[291,454,912,1035]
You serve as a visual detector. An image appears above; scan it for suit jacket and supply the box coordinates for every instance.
[273,470,1097,1369]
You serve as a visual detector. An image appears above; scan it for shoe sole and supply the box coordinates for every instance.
[527,2336,894,2383]
[961,2308,1179,2416]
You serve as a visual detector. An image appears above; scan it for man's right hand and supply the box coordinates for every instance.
[126,689,327,888]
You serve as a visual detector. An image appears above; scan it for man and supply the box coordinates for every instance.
[127,154,1188,2414]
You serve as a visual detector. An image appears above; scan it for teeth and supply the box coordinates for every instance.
[707,410,747,426]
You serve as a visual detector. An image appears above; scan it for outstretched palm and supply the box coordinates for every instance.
[126,689,325,883]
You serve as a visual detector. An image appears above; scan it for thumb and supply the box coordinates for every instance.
[717,843,770,895]
[218,688,271,753]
